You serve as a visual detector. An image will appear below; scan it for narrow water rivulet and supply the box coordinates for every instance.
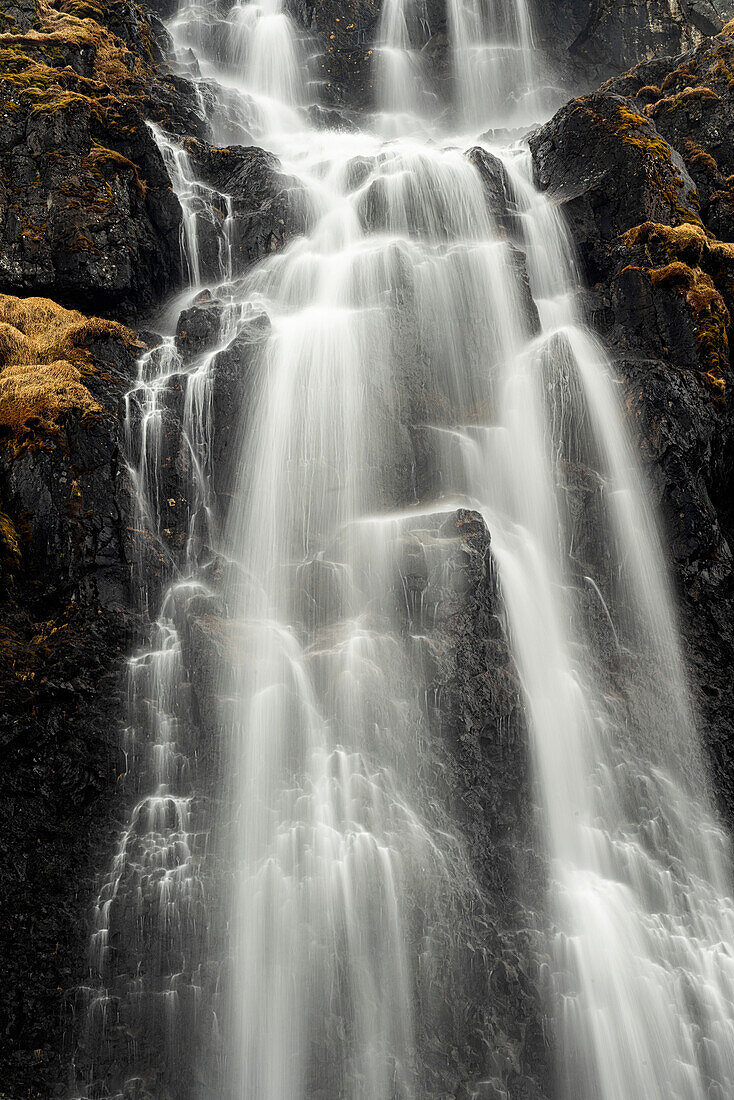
[74,0,734,1097]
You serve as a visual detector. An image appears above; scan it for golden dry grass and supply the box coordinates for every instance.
[0,294,136,439]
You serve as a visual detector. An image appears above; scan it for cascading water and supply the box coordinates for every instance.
[73,0,734,1096]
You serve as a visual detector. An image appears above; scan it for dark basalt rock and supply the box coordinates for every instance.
[0,99,183,317]
[293,0,382,108]
[0,0,39,32]
[394,508,550,1098]
[530,57,734,828]
[175,292,224,363]
[0,0,212,318]
[185,139,310,270]
[0,304,143,1094]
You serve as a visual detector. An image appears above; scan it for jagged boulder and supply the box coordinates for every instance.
[184,138,309,271]
[530,94,701,282]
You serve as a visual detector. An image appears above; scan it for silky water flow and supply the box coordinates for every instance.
[72,0,734,1097]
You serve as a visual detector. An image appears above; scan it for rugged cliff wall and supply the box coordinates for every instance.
[537,0,734,92]
[530,26,734,826]
[1,0,733,1096]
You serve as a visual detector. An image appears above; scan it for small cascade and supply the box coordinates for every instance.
[446,0,539,127]
[168,0,306,143]
[72,125,244,1097]
[152,123,235,288]
[375,0,431,128]
[227,0,304,109]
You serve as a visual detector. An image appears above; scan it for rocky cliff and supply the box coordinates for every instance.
[1,0,734,1096]
[537,0,734,94]
[529,24,734,826]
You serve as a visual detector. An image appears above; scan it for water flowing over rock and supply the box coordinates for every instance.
[1,0,734,1097]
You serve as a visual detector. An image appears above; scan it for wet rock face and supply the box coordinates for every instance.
[0,297,142,1093]
[418,509,551,1098]
[0,101,182,318]
[0,0,209,318]
[530,39,734,826]
[185,139,310,270]
[292,0,381,107]
[571,0,733,70]
[536,0,734,88]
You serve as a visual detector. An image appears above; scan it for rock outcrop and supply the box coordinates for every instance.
[0,293,141,1093]
[530,30,734,824]
[0,0,206,316]
[537,0,734,90]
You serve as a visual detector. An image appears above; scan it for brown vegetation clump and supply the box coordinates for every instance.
[647,263,730,396]
[0,0,159,123]
[623,219,708,261]
[646,86,721,120]
[0,294,138,443]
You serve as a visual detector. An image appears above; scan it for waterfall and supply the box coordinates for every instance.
[447,0,539,127]
[73,0,734,1097]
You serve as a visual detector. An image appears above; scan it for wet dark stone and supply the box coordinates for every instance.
[467,146,524,240]
[0,98,184,317]
[186,139,310,270]
[0,327,143,1094]
[530,53,734,831]
[175,295,225,363]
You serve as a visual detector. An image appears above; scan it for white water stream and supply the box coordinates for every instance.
[74,0,734,1097]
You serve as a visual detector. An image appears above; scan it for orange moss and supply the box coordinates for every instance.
[683,140,719,176]
[637,84,662,101]
[0,511,21,571]
[661,65,701,92]
[622,219,734,268]
[622,220,708,263]
[0,0,158,122]
[646,86,721,120]
[647,263,729,396]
